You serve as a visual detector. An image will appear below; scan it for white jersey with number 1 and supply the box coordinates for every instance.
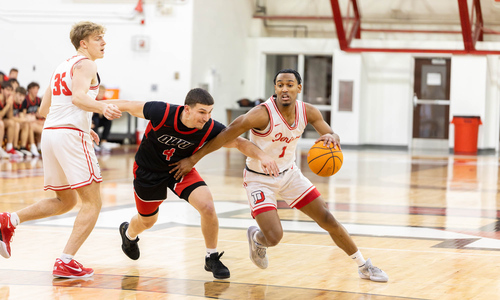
[43,55,100,133]
[246,96,308,173]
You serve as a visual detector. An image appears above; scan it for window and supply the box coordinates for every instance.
[303,56,332,105]
[265,55,298,97]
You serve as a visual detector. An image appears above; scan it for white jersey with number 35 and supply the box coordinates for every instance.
[44,55,100,133]
[246,96,308,173]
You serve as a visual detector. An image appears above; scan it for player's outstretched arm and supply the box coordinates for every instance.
[170,105,270,180]
[305,103,340,149]
[224,137,279,177]
[102,100,146,119]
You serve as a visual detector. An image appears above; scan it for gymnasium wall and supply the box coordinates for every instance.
[190,0,253,124]
[0,0,195,135]
[2,1,500,150]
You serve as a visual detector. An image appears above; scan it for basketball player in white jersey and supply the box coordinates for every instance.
[170,69,388,282]
[0,21,122,278]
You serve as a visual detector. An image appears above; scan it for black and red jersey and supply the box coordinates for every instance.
[12,101,27,117]
[135,101,225,174]
[24,96,42,115]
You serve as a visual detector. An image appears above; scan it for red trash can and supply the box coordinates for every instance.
[451,116,482,155]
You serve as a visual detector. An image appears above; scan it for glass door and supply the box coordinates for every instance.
[412,58,451,149]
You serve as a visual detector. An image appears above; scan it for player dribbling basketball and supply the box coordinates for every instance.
[171,69,389,282]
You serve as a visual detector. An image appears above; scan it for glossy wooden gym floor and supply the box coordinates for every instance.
[1,145,499,299]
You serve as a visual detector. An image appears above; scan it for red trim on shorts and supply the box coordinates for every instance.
[134,191,163,216]
[252,206,276,219]
[44,126,83,132]
[153,103,170,131]
[44,184,71,191]
[79,131,101,184]
[173,168,203,196]
[71,177,102,189]
[292,187,321,209]
[80,131,93,177]
[44,176,102,191]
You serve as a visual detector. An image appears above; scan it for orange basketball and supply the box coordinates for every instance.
[307,141,343,177]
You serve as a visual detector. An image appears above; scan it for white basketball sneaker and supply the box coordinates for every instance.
[358,258,389,282]
[247,226,268,269]
[0,148,10,159]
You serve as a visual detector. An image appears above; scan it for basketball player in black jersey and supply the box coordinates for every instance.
[106,88,279,279]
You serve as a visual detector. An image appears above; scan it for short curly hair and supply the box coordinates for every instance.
[70,21,106,50]
[273,69,302,85]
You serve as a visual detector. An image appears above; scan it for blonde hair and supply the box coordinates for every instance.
[70,21,106,50]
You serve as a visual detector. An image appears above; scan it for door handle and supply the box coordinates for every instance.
[413,97,450,106]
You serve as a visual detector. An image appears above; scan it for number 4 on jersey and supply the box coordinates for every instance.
[163,148,175,160]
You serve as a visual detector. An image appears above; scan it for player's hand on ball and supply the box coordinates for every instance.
[316,133,340,149]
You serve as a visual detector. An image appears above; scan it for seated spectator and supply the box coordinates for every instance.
[0,81,21,158]
[12,86,32,158]
[8,68,18,80]
[24,82,43,156]
[92,85,113,151]
[0,82,13,159]
[8,78,19,91]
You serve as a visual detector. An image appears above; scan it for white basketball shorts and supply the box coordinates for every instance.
[243,164,320,218]
[41,127,102,191]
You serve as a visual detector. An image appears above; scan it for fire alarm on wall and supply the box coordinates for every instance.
[132,35,150,52]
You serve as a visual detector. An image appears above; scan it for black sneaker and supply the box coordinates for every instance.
[204,252,230,279]
[119,222,140,260]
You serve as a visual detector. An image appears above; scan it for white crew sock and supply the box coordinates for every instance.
[253,231,266,247]
[10,212,20,227]
[5,143,13,151]
[350,250,366,267]
[206,248,217,257]
[60,253,74,264]
[125,229,137,241]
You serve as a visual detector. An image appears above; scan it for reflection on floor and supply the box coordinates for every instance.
[1,145,500,299]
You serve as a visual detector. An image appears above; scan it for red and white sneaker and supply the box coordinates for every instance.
[0,212,15,258]
[53,258,94,278]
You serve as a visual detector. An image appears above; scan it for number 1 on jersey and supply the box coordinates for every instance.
[278,146,287,158]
